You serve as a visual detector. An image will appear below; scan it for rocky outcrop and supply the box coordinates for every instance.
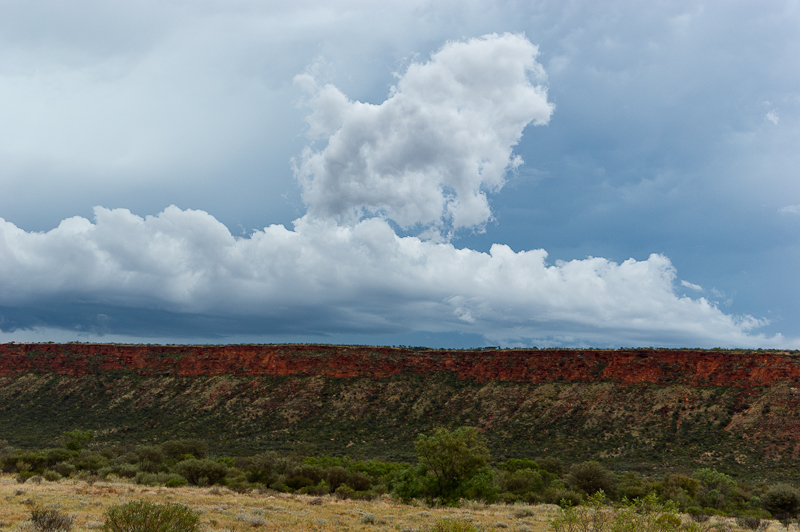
[1,343,798,388]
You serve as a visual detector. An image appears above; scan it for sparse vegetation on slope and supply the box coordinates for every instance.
[2,344,800,479]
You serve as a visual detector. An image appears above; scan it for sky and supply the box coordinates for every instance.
[1,0,799,349]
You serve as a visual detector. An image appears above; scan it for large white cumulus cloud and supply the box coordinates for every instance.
[0,31,791,348]
[293,33,554,232]
[0,206,786,347]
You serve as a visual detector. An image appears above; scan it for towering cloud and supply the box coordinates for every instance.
[0,34,791,348]
[294,33,554,233]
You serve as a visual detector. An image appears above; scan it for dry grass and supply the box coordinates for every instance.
[2,476,788,532]
[0,475,557,532]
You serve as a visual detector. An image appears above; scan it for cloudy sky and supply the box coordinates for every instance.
[1,0,799,348]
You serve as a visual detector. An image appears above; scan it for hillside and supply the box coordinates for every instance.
[1,343,799,478]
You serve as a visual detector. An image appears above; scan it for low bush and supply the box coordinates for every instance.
[103,501,199,532]
[735,516,765,530]
[334,485,356,499]
[29,506,74,532]
[420,519,483,532]
[42,470,62,482]
[159,439,207,461]
[225,475,252,494]
[135,471,188,487]
[16,472,34,483]
[52,462,76,478]
[544,488,584,507]
[550,492,699,532]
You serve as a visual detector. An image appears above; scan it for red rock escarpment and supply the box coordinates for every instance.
[0,343,797,388]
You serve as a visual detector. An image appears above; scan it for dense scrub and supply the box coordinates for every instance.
[2,428,798,523]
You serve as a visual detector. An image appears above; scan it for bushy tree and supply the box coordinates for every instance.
[565,461,617,497]
[396,427,494,505]
[160,439,207,460]
[762,484,800,518]
[60,430,94,452]
[659,473,700,507]
[692,468,736,510]
[537,456,564,476]
[173,458,228,486]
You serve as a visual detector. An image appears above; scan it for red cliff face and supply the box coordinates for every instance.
[1,343,797,388]
[3,343,800,472]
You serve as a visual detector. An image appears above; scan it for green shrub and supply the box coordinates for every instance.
[165,476,189,488]
[75,450,109,473]
[243,456,279,485]
[499,468,546,495]
[285,475,316,490]
[135,446,166,472]
[52,462,76,478]
[617,471,653,500]
[325,465,351,490]
[692,468,736,510]
[355,490,378,501]
[135,471,188,487]
[348,471,373,491]
[159,439,207,461]
[565,462,617,497]
[735,516,764,530]
[536,456,564,477]
[44,448,74,465]
[498,492,518,504]
[291,464,325,483]
[421,518,483,532]
[334,485,356,499]
[42,470,62,482]
[762,483,800,518]
[499,459,540,472]
[30,506,74,532]
[299,480,329,496]
[103,500,199,532]
[173,458,228,486]
[550,492,691,532]
[59,430,94,452]
[359,513,378,524]
[103,463,139,479]
[269,481,292,493]
[659,473,700,506]
[544,488,584,507]
[16,471,34,483]
[411,426,492,506]
[226,476,252,494]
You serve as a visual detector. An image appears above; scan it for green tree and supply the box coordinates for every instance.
[762,484,800,518]
[692,468,736,510]
[565,461,617,497]
[408,426,494,505]
[60,430,94,452]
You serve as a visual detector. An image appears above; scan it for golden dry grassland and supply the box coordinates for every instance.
[0,475,793,532]
[0,474,557,532]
